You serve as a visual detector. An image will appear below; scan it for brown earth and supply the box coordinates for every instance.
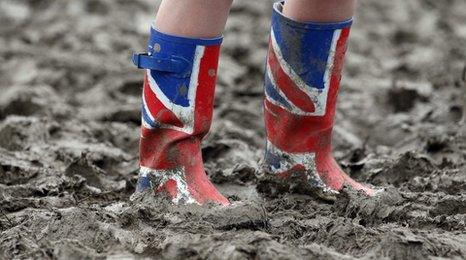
[0,0,465,259]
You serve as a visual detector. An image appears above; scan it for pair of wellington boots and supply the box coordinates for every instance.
[132,2,375,205]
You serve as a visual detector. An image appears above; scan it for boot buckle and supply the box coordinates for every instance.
[132,52,191,78]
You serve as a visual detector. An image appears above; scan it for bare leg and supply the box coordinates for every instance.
[155,0,233,38]
[283,0,356,22]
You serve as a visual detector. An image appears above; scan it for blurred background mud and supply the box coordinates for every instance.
[0,0,465,259]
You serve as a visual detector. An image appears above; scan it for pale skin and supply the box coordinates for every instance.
[155,0,357,38]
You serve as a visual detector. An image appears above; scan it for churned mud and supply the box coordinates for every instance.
[1,0,466,259]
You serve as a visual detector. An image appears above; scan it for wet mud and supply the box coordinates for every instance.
[1,0,465,259]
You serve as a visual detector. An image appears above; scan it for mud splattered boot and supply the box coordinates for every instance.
[131,27,229,205]
[262,2,375,199]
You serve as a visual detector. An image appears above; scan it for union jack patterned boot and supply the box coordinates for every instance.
[131,27,229,205]
[262,2,375,199]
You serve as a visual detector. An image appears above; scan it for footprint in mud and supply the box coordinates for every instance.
[0,152,42,186]
[0,116,50,151]
[0,85,68,119]
[370,151,437,187]
[117,79,144,97]
[387,80,432,113]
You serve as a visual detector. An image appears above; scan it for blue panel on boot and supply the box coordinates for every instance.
[134,28,223,108]
[270,2,352,91]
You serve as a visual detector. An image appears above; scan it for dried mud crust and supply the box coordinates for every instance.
[256,167,340,202]
[1,0,466,259]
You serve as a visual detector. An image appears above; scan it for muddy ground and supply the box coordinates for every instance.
[0,0,465,259]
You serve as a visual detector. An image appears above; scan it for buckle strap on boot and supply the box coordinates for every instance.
[132,52,192,77]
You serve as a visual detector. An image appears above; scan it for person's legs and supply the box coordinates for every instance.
[155,0,233,38]
[282,0,355,23]
[131,0,233,205]
[262,0,375,198]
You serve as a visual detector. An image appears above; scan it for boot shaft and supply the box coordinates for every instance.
[264,2,352,154]
[137,28,222,137]
[133,27,222,170]
[132,28,228,203]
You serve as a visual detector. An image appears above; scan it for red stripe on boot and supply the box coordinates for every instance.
[193,45,220,135]
[143,74,184,128]
[264,99,333,153]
